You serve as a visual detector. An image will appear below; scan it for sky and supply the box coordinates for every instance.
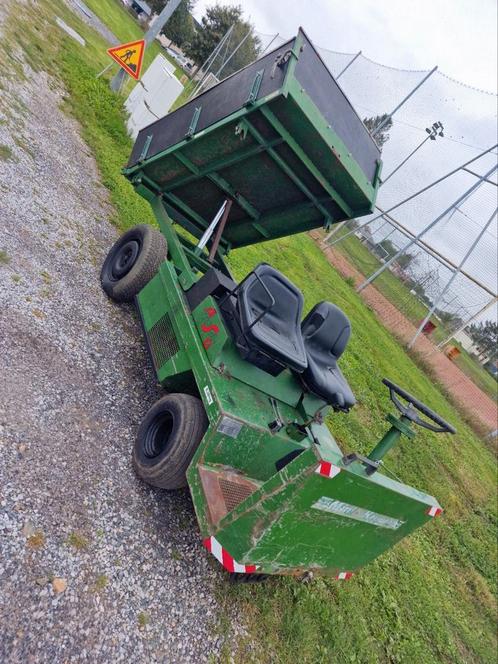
[193,0,498,92]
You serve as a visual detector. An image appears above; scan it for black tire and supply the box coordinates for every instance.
[101,224,167,302]
[133,394,208,490]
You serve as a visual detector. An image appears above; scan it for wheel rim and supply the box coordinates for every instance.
[143,412,174,458]
[111,239,140,280]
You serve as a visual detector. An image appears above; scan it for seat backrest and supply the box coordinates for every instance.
[238,263,304,332]
[301,301,351,358]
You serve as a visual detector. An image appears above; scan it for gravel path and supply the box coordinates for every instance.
[0,9,229,663]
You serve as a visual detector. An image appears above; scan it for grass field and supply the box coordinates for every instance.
[82,0,185,84]
[332,232,498,401]
[452,346,498,399]
[4,2,497,662]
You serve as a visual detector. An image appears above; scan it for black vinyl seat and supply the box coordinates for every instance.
[301,301,356,411]
[236,263,308,375]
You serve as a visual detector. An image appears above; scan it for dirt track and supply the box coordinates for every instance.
[312,233,497,433]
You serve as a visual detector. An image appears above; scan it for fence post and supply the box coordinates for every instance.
[408,205,498,348]
[356,164,498,291]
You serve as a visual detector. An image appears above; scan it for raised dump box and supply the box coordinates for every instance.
[124,28,381,248]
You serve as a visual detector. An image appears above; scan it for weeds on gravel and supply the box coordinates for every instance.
[0,144,13,161]
[26,531,45,549]
[92,574,109,592]
[0,249,11,264]
[137,612,149,629]
[66,531,90,550]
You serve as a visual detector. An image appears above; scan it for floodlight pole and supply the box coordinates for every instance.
[371,66,438,138]
[326,144,498,245]
[260,33,280,56]
[357,163,498,292]
[381,122,443,186]
[408,204,498,348]
[336,51,362,79]
[110,0,182,92]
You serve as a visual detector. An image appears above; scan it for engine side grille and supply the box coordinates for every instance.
[147,313,179,369]
[219,478,253,513]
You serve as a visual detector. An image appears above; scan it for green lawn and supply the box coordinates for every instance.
[453,345,498,399]
[82,0,185,83]
[331,233,498,401]
[3,3,496,662]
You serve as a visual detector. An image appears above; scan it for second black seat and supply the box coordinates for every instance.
[300,301,356,411]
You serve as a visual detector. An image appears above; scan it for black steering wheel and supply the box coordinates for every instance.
[383,378,457,434]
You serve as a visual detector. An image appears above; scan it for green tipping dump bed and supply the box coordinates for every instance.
[124,28,382,249]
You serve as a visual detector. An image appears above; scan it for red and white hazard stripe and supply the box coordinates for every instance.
[335,571,353,580]
[426,505,443,517]
[315,461,341,478]
[203,536,256,574]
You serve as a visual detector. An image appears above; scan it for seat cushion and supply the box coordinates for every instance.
[301,301,356,409]
[237,263,307,373]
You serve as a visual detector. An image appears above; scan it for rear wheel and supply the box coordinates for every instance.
[100,224,167,302]
[133,394,208,489]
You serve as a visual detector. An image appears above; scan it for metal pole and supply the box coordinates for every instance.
[436,296,498,349]
[371,66,438,138]
[110,0,182,92]
[259,33,279,56]
[189,25,234,98]
[214,29,252,79]
[381,134,431,186]
[357,163,498,291]
[96,62,114,79]
[408,205,498,348]
[336,51,361,79]
[328,144,498,246]
[208,199,233,262]
[462,167,498,186]
[197,200,228,251]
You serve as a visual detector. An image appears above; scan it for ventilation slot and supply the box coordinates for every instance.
[219,478,253,513]
[147,313,179,369]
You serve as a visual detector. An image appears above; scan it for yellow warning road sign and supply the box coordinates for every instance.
[107,39,145,80]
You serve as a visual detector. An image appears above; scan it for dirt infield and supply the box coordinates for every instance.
[312,233,497,433]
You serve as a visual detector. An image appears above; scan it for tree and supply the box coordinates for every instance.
[376,238,397,258]
[396,252,415,270]
[363,113,393,150]
[467,320,498,361]
[147,1,196,48]
[435,309,463,330]
[161,0,196,48]
[148,0,167,13]
[184,4,260,78]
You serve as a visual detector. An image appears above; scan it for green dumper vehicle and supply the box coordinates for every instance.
[101,29,455,580]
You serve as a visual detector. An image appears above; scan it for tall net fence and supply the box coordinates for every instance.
[190,29,498,347]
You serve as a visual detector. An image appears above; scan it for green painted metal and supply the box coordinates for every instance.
[129,201,443,577]
[121,32,447,578]
[368,414,415,462]
[123,30,381,249]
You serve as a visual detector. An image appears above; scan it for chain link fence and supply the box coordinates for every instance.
[190,28,498,355]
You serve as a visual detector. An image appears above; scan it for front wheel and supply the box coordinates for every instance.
[133,394,208,490]
[100,224,167,302]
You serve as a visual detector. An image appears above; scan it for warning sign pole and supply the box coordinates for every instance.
[110,0,182,92]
